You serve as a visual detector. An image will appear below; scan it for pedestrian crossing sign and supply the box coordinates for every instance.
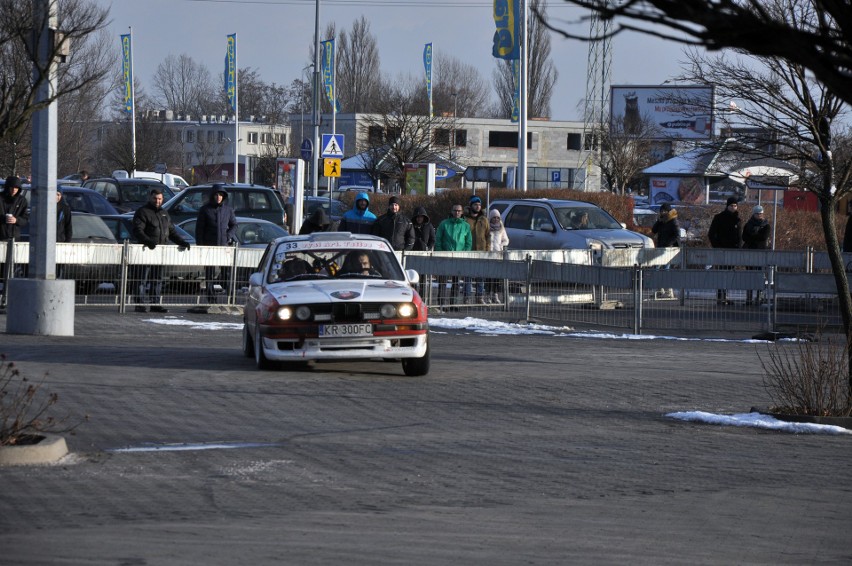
[321,134,344,158]
[324,158,341,177]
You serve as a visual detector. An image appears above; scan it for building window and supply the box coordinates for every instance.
[207,130,214,143]
[434,129,450,146]
[368,126,384,145]
[567,133,582,151]
[455,129,467,147]
[260,132,271,144]
[186,130,195,143]
[488,131,531,149]
[247,132,258,144]
[218,131,225,143]
[275,133,286,145]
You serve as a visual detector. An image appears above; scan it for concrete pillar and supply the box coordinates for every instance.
[5,279,75,336]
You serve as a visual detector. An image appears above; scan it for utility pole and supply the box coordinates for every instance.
[311,0,321,197]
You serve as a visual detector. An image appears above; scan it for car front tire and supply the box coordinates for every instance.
[254,327,276,370]
[401,336,430,377]
[242,324,254,358]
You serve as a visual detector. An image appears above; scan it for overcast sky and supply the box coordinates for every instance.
[96,0,690,122]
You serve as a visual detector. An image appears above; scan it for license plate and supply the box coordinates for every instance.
[319,323,373,337]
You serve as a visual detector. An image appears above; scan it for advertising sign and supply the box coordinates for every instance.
[611,85,715,140]
[404,163,436,196]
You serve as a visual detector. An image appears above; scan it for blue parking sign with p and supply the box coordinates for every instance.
[551,170,561,183]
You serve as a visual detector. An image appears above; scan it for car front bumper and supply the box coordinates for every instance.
[259,324,428,361]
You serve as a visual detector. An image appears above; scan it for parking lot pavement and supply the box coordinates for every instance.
[0,308,850,565]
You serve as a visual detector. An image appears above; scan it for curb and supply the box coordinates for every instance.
[0,434,69,466]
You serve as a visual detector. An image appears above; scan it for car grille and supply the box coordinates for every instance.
[611,242,645,249]
[309,302,381,322]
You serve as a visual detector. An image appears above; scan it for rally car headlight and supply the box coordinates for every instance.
[277,306,293,320]
[397,303,415,318]
[295,305,312,321]
[380,304,397,318]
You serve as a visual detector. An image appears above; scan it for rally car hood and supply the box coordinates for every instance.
[268,279,415,304]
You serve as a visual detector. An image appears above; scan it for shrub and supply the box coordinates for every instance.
[0,354,80,446]
[758,337,852,417]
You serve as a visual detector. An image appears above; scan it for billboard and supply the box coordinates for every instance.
[610,85,715,140]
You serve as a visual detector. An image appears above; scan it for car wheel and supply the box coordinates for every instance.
[254,327,276,370]
[242,324,254,358]
[401,336,430,377]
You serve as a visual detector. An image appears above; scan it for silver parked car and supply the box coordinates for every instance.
[490,199,654,250]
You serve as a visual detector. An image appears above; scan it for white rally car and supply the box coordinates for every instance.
[242,232,430,375]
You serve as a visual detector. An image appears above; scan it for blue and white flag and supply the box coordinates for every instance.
[120,33,133,114]
[511,59,520,123]
[224,33,237,112]
[423,43,433,118]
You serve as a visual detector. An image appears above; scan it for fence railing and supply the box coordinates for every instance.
[1,241,849,336]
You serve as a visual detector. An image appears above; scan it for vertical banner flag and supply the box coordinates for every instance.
[120,33,133,114]
[492,0,520,60]
[423,43,433,118]
[224,33,237,112]
[320,39,339,111]
[510,59,520,123]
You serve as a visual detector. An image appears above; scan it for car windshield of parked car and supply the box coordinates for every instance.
[122,183,172,205]
[72,214,116,242]
[267,240,404,283]
[555,207,621,230]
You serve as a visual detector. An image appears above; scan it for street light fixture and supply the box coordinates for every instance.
[451,92,458,162]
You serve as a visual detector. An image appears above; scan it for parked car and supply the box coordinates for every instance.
[176,216,287,248]
[100,214,200,287]
[242,232,429,375]
[20,186,119,216]
[490,199,654,250]
[162,184,288,227]
[303,196,348,224]
[61,212,121,293]
[83,177,175,214]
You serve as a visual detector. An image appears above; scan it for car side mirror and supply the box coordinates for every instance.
[540,222,556,233]
[406,269,420,284]
[249,272,263,287]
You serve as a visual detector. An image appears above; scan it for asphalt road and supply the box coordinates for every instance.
[0,309,850,565]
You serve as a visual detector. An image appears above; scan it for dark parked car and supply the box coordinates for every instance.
[21,186,119,216]
[162,184,288,227]
[302,196,348,224]
[176,216,287,249]
[83,177,175,214]
[60,212,121,293]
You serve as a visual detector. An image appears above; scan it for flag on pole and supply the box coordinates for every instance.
[423,43,433,118]
[224,33,237,112]
[492,0,520,60]
[120,33,133,114]
[320,39,340,112]
[510,59,520,123]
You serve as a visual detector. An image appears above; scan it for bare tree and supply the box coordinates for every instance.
[337,16,381,113]
[358,76,452,191]
[493,0,558,119]
[0,0,111,158]
[432,53,490,118]
[598,114,659,194]
[541,1,852,107]
[152,53,213,118]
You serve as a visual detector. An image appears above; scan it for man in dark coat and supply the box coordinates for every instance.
[300,207,332,234]
[707,197,742,305]
[411,206,435,251]
[56,190,73,243]
[0,175,29,241]
[372,196,415,251]
[195,184,237,303]
[651,203,680,248]
[742,205,771,305]
[132,187,190,313]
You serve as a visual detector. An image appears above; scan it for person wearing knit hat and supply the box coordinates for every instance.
[742,203,771,304]
[708,196,743,305]
[371,194,414,251]
[464,193,490,303]
[1,175,29,242]
[652,202,680,299]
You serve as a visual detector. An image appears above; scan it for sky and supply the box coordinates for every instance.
[95,0,691,122]
[144,314,852,437]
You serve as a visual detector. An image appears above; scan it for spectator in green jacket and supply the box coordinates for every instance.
[434,203,472,307]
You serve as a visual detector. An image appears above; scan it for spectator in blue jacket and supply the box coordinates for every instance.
[338,191,377,234]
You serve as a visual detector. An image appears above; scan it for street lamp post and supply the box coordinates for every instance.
[451,92,458,162]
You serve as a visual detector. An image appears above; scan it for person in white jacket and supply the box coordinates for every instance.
[487,208,509,303]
